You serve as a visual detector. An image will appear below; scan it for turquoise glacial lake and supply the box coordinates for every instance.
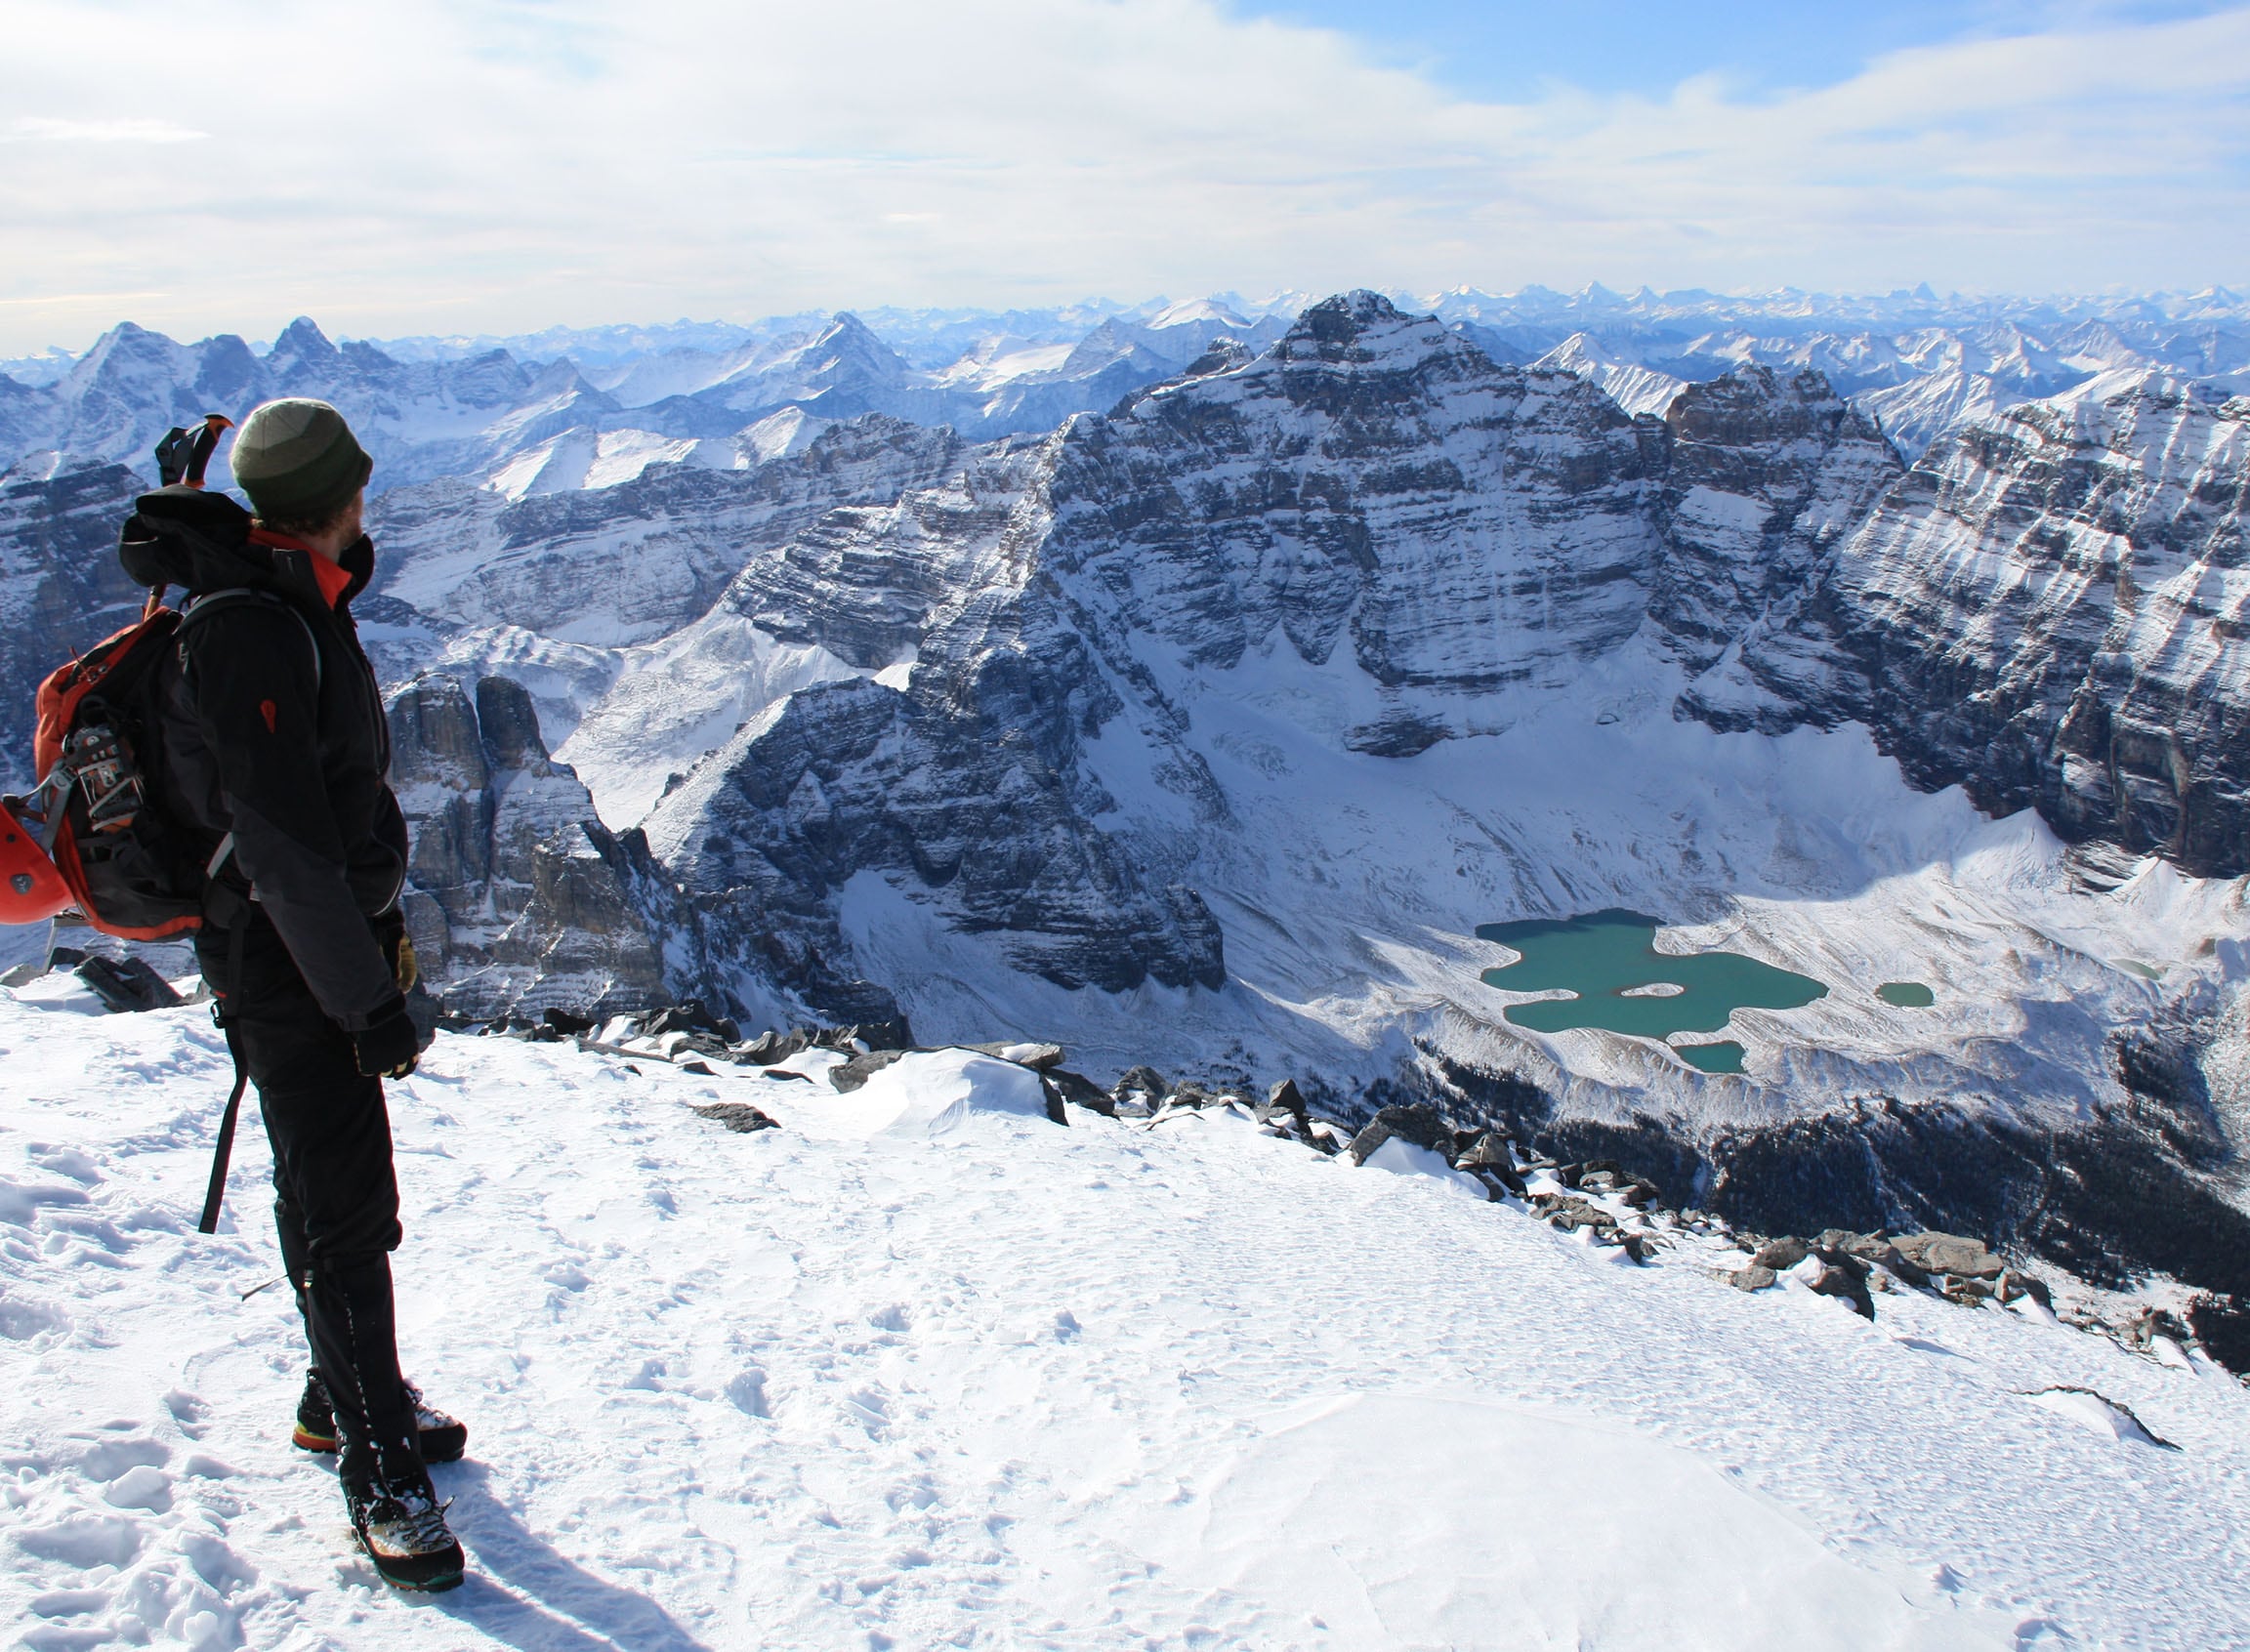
[1478,909,1831,1073]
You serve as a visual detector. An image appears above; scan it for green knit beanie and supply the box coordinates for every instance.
[229,397,372,521]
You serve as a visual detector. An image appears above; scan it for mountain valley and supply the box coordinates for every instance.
[4,286,2248,1358]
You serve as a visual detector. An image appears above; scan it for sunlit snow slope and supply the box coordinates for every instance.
[2,985,2243,1650]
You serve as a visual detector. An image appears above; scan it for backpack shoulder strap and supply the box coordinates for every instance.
[174,592,326,888]
[177,588,323,693]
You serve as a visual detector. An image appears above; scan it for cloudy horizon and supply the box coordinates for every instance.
[3,0,2246,357]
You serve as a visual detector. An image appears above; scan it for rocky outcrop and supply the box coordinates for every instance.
[385,673,668,1015]
[1696,373,2250,875]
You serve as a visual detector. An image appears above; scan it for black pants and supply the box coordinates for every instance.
[199,911,423,1488]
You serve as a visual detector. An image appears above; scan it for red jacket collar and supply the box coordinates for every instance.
[248,526,357,609]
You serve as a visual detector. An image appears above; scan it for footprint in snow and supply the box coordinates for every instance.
[25,1144,103,1184]
[76,1435,169,1481]
[727,1369,771,1418]
[102,1465,173,1513]
[1894,1336,1964,1358]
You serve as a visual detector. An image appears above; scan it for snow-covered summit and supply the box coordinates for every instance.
[1532,331,1691,418]
[1,983,2243,1648]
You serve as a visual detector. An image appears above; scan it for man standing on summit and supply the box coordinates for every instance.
[118,398,468,1591]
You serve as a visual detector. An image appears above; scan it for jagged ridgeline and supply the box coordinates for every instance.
[5,293,2248,1347]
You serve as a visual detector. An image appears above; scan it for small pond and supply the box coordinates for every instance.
[1674,1040,1748,1074]
[1478,909,1829,1071]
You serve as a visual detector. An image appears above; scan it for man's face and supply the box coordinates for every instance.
[337,488,366,546]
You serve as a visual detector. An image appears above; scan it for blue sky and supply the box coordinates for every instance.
[1244,0,2238,99]
[2,0,2246,352]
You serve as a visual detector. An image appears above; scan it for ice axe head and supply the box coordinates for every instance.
[153,412,235,489]
[0,798,71,924]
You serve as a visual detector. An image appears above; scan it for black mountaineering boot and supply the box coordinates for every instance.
[343,1466,465,1593]
[292,1369,339,1453]
[294,1370,468,1464]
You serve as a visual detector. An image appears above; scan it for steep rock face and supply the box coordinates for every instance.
[641,637,1226,1016]
[1043,292,1665,754]
[1703,374,2250,875]
[708,433,1048,670]
[385,674,668,1014]
[0,458,146,791]
[1650,367,1902,671]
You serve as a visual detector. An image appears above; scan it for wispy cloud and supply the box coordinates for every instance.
[9,116,208,144]
[0,0,2242,351]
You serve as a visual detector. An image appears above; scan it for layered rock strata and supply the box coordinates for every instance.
[384,674,668,1015]
[1696,374,2250,875]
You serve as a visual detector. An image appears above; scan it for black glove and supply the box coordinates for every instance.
[352,1001,420,1079]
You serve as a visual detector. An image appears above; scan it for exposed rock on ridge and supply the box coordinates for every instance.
[1695,373,2250,875]
[384,673,669,1016]
[1652,366,1901,672]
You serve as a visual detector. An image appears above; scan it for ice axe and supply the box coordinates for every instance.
[154,412,233,488]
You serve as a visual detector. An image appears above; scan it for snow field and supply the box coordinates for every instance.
[1,991,2246,1649]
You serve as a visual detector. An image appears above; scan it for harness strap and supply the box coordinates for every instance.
[197,902,252,1236]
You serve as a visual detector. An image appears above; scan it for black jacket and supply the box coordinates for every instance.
[119,487,407,1031]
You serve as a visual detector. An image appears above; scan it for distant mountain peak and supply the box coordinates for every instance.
[273,315,336,354]
[264,315,343,381]
[1280,292,1428,358]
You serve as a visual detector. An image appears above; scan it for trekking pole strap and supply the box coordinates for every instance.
[198,1042,248,1237]
[197,910,251,1236]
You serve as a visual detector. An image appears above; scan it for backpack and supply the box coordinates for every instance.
[1,414,317,938]
[2,418,329,1236]
[14,587,322,935]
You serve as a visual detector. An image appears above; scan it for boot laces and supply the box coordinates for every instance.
[363,1481,456,1557]
[402,1380,457,1431]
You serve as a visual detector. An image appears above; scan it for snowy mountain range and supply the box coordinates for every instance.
[6,282,2244,493]
[4,288,2248,1364]
[0,301,1294,502]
